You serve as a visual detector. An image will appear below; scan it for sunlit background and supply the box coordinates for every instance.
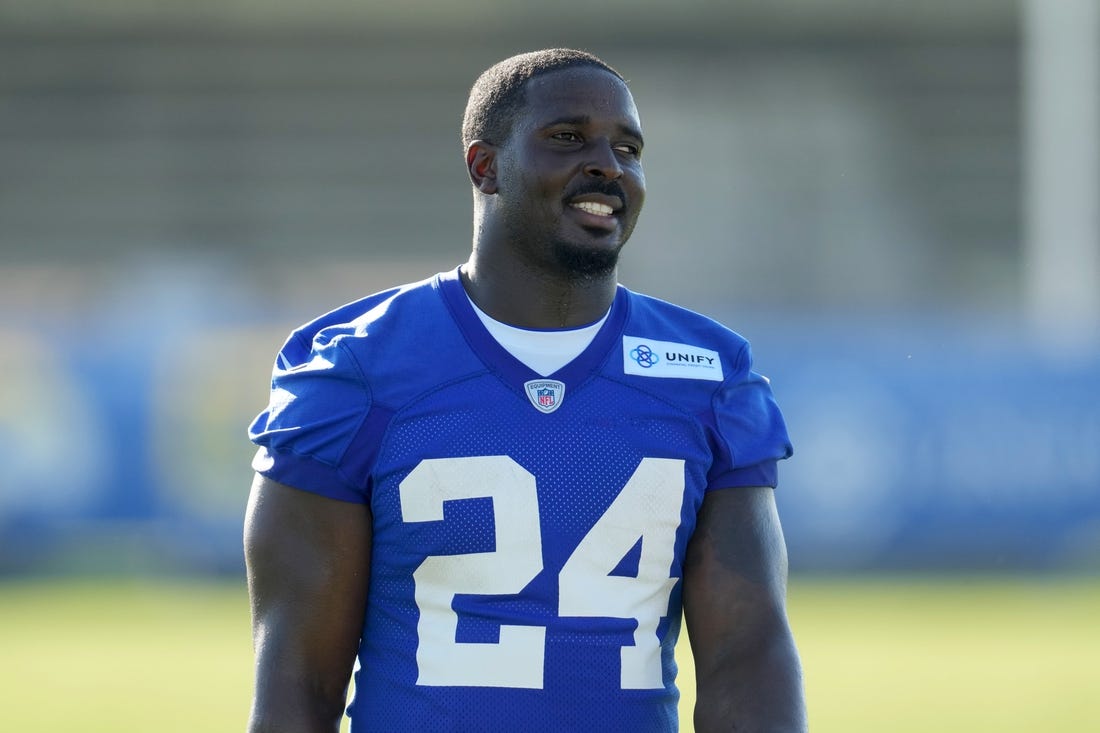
[1,1,1098,730]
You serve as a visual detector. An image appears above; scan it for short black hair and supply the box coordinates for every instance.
[461,48,624,149]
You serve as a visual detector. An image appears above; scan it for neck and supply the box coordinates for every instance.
[461,248,617,329]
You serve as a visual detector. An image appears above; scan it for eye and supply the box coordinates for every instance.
[551,131,582,143]
[614,143,641,158]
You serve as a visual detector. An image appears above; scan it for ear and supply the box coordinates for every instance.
[466,140,498,195]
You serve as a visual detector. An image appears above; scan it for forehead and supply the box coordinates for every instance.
[517,67,641,132]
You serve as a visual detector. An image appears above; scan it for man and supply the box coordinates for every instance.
[245,48,806,732]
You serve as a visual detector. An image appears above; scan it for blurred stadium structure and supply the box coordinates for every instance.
[1,0,1097,575]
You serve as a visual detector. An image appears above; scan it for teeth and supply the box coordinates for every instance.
[571,201,614,216]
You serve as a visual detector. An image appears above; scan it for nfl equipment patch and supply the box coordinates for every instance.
[524,379,566,414]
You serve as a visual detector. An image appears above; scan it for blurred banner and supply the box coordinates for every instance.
[2,265,1097,575]
[752,314,1100,572]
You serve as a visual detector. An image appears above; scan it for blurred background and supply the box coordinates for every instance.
[3,2,1099,731]
[3,0,1097,577]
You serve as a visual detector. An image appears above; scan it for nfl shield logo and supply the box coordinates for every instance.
[524,379,566,414]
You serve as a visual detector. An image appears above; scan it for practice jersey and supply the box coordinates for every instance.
[249,267,792,733]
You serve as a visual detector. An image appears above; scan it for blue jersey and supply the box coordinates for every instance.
[249,268,792,732]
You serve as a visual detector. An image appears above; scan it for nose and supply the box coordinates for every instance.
[584,139,623,180]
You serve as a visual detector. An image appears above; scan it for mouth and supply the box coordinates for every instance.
[570,201,615,217]
[566,193,623,232]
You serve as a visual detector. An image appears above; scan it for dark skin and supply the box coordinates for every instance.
[245,66,805,732]
[461,67,645,328]
[683,486,807,732]
[245,475,371,733]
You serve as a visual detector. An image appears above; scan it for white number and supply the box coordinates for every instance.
[399,456,545,687]
[399,455,686,689]
[558,458,684,689]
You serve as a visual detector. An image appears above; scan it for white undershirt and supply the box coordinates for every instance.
[467,295,610,377]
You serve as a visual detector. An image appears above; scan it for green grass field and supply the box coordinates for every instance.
[0,576,1096,732]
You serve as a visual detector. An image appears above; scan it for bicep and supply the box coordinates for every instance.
[682,486,805,731]
[683,485,790,665]
[244,473,372,731]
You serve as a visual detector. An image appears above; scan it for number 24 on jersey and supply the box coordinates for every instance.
[400,455,686,690]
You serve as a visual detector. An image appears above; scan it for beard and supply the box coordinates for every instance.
[497,199,627,281]
[550,236,622,280]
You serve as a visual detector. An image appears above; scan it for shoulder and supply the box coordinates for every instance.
[618,288,793,483]
[278,272,470,376]
[282,274,442,360]
[272,270,484,407]
[619,287,752,384]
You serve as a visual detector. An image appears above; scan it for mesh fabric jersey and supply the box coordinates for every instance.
[250,267,792,732]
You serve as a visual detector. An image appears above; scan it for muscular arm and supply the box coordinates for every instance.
[244,474,372,733]
[682,485,806,732]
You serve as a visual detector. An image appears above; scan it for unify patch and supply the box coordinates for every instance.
[622,336,724,381]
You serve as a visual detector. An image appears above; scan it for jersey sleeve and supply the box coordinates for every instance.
[707,341,793,490]
[248,327,377,503]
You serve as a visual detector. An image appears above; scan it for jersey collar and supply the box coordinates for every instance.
[435,266,629,390]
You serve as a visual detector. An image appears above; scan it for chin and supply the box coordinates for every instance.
[552,239,621,279]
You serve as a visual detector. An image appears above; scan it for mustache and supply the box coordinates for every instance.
[567,180,628,207]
